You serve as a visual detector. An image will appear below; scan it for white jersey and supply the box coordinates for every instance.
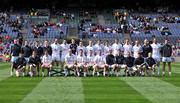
[51,43,61,56]
[93,44,103,55]
[77,55,86,64]
[65,54,77,65]
[86,55,94,65]
[77,46,87,55]
[101,44,105,55]
[42,55,52,64]
[94,55,105,65]
[133,45,142,58]
[60,44,69,56]
[151,43,161,58]
[86,45,94,55]
[112,43,122,55]
[123,44,133,57]
[103,46,110,56]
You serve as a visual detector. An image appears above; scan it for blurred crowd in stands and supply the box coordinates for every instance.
[31,21,65,38]
[129,14,180,35]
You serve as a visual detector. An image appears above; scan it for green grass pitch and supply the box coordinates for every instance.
[0,62,180,103]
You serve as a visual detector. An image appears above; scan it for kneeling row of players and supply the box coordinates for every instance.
[12,50,158,77]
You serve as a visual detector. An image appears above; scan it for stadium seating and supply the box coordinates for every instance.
[129,14,180,44]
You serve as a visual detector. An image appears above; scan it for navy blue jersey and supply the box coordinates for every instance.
[106,54,115,65]
[43,46,52,56]
[22,45,32,57]
[114,55,125,64]
[134,57,144,65]
[142,45,152,58]
[13,57,26,69]
[32,46,44,57]
[29,56,41,65]
[160,44,172,57]
[146,57,156,67]
[70,43,77,54]
[125,56,135,67]
[11,44,21,56]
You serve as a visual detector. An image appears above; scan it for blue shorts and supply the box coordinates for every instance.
[11,56,18,63]
[25,57,30,63]
[162,57,172,62]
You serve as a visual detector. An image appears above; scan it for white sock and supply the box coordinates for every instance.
[64,69,68,76]
[142,72,144,76]
[84,72,87,77]
[29,72,33,77]
[116,72,119,77]
[162,72,165,76]
[77,72,80,77]
[169,72,171,76]
[42,72,44,77]
[10,71,13,76]
[22,72,25,77]
[97,72,100,76]
[103,72,106,77]
[48,72,51,76]
[92,71,95,76]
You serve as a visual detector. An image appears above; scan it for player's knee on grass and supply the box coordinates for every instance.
[93,65,97,69]
[152,65,156,69]
[16,70,21,77]
[112,64,116,68]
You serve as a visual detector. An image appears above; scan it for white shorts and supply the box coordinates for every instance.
[11,56,18,63]
[96,64,105,68]
[85,63,94,67]
[25,57,30,63]
[162,57,172,62]
[118,64,127,68]
[66,64,75,68]
[152,56,161,62]
[136,65,143,68]
[108,65,114,68]
[52,55,60,61]
[127,67,135,71]
[132,67,138,71]
[77,63,84,67]
[127,67,132,70]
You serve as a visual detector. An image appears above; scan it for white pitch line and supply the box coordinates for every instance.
[121,77,180,103]
[0,69,10,81]
[20,77,85,103]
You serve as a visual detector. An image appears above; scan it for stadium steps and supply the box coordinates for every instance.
[68,26,78,39]
[124,33,131,41]
[97,15,105,25]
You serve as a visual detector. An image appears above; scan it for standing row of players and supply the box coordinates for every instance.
[10,38,172,77]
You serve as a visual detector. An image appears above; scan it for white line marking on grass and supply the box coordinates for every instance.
[0,69,10,81]
[0,63,10,81]
[20,77,84,103]
[172,67,180,73]
[121,77,180,103]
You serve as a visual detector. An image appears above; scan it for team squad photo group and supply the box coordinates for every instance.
[10,38,173,77]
